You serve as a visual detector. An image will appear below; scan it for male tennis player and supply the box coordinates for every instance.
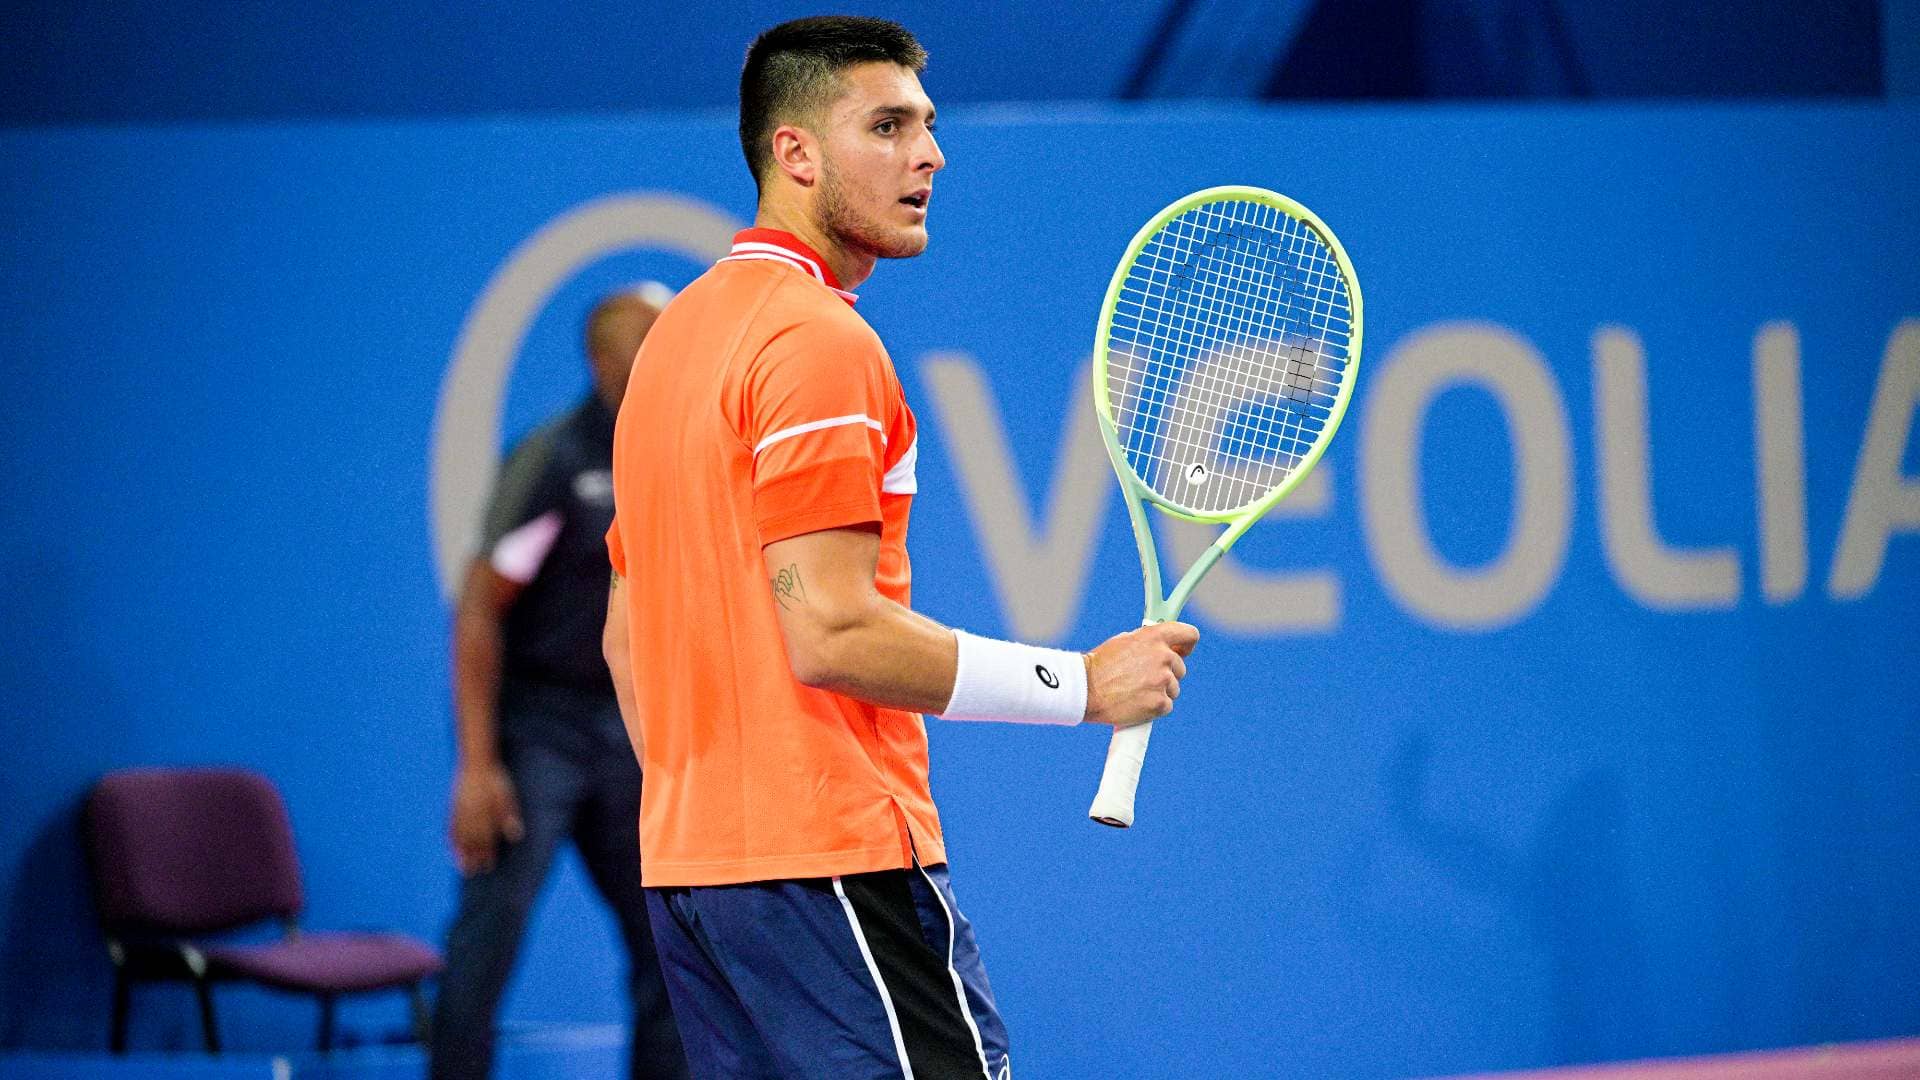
[603,16,1198,1078]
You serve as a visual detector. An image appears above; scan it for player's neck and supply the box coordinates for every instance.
[752,206,875,291]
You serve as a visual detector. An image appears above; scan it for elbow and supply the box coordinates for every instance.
[785,631,846,692]
[787,651,833,691]
[782,606,872,693]
[601,614,627,676]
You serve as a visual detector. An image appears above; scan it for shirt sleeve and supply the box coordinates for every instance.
[742,320,891,546]
[482,423,564,582]
[606,516,627,577]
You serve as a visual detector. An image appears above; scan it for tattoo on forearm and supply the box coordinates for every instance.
[771,564,807,610]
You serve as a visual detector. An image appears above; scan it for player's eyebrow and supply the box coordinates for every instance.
[868,104,936,123]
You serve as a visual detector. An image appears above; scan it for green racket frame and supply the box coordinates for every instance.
[1088,185,1364,827]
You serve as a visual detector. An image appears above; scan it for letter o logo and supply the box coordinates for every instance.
[427,193,744,599]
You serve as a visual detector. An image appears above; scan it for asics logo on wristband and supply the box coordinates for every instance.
[945,630,1085,725]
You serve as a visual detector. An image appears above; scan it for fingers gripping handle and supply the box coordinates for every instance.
[1089,720,1153,827]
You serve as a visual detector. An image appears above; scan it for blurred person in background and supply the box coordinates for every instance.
[432,284,687,1080]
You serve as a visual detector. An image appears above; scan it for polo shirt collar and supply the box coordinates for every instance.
[719,228,859,306]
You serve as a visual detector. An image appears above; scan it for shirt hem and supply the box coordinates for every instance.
[641,840,949,888]
[756,497,885,546]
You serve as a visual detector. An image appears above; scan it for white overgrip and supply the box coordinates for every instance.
[1089,720,1153,827]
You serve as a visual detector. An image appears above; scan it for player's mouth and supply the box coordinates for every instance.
[899,189,930,213]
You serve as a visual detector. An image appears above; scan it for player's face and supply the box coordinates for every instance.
[816,62,943,260]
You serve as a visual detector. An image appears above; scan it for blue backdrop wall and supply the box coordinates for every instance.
[2,103,1917,1078]
[3,0,1892,124]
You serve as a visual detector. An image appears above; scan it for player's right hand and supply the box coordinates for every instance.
[1083,622,1199,728]
[450,761,525,875]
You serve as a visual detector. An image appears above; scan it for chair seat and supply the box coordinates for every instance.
[204,932,442,994]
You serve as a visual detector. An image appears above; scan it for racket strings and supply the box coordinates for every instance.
[1125,207,1345,499]
[1106,197,1353,514]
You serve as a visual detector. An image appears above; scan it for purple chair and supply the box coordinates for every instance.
[83,767,443,1054]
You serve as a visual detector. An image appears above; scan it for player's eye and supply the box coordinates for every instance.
[874,119,897,135]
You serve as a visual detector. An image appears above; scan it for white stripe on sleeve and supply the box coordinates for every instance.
[753,413,886,456]
[489,509,563,584]
[882,435,919,495]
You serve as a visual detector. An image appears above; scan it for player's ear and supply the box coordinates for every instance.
[770,124,819,187]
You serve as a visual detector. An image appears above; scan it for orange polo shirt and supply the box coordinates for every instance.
[606,228,943,887]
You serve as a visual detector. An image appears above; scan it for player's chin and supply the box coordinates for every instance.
[875,224,930,260]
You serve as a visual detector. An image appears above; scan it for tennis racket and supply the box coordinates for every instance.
[1088,186,1363,827]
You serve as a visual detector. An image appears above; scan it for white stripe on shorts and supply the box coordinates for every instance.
[834,876,915,1080]
[917,865,993,1079]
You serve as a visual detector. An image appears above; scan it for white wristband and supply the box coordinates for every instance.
[940,630,1086,726]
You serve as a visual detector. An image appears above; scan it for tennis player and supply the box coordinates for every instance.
[603,16,1198,1078]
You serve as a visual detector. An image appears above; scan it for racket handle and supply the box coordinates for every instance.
[1088,720,1154,828]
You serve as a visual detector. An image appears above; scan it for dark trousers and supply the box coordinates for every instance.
[430,715,687,1080]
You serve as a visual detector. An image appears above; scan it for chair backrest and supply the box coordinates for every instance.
[84,767,305,935]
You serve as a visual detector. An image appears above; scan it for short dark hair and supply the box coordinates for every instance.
[739,16,928,191]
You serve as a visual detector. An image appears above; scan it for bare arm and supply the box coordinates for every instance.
[763,526,959,714]
[762,526,1199,725]
[603,571,643,758]
[452,557,522,768]
[448,558,526,873]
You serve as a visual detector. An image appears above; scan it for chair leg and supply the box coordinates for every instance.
[408,982,431,1046]
[109,967,131,1054]
[316,993,336,1053]
[192,978,221,1054]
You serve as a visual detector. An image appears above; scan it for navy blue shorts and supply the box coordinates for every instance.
[646,863,1011,1079]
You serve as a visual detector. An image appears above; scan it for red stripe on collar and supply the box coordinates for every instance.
[718,229,859,306]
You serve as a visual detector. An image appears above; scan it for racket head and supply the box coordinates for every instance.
[1093,186,1363,524]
